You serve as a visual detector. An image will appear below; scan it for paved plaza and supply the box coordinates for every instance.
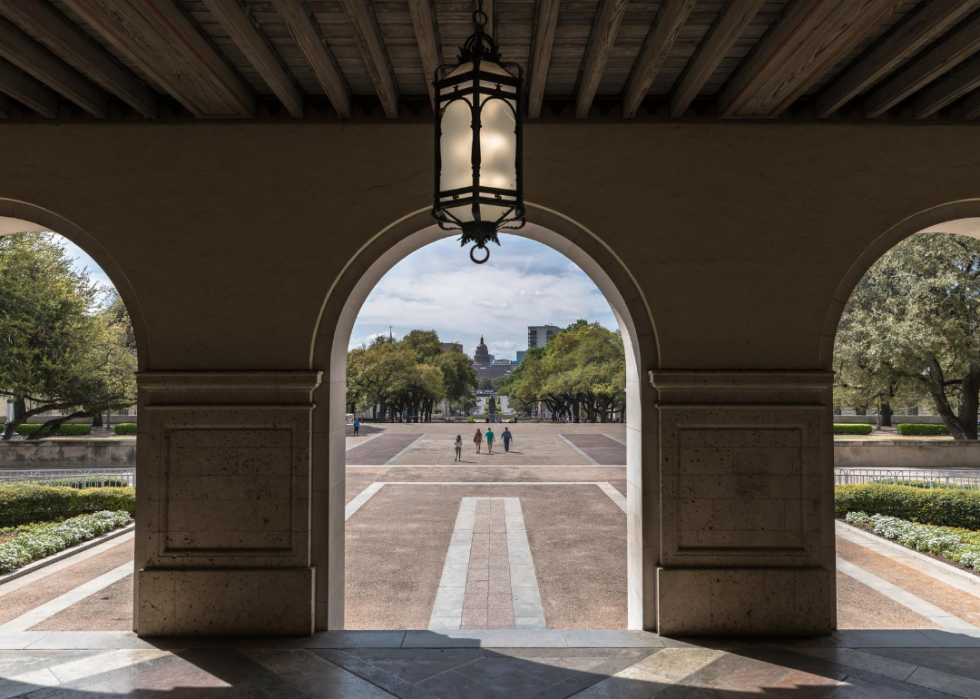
[3,423,979,642]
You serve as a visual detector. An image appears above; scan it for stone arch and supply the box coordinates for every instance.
[0,197,150,369]
[310,203,660,631]
[820,199,980,369]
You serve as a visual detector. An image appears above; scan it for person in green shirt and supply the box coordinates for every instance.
[484,428,495,454]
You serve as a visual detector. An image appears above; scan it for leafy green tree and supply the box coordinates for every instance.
[0,233,137,440]
[506,321,625,422]
[834,233,980,439]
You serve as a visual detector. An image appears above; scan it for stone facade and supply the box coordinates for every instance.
[134,372,320,636]
[652,371,835,636]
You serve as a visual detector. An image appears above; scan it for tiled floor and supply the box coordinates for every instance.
[1,630,979,698]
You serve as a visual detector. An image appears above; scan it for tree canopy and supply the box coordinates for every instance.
[0,233,138,440]
[506,320,625,422]
[346,330,477,422]
[834,232,980,439]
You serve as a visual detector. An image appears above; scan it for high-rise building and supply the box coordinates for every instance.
[527,325,560,349]
[516,350,526,364]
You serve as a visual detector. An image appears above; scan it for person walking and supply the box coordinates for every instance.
[454,434,463,462]
[485,427,495,454]
[501,427,513,453]
[474,428,483,454]
[353,418,360,436]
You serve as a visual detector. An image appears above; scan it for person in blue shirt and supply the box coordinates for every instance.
[353,418,360,436]
[484,428,495,454]
[501,427,513,452]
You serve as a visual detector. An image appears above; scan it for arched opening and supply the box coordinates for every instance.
[826,200,980,637]
[311,205,659,631]
[0,198,146,633]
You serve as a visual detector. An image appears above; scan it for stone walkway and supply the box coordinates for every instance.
[1,630,980,698]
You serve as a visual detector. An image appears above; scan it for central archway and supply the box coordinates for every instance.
[310,204,660,631]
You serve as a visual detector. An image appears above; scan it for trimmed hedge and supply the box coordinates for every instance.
[466,417,476,423]
[14,423,92,437]
[833,423,873,435]
[114,423,137,435]
[0,484,135,528]
[897,423,950,436]
[0,511,131,573]
[835,484,980,530]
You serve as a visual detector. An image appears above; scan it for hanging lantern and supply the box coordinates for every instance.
[432,5,524,264]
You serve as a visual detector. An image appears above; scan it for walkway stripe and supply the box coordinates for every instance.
[345,482,628,521]
[429,498,478,630]
[558,434,599,465]
[503,498,546,629]
[0,531,134,598]
[386,434,427,465]
[597,482,627,513]
[345,482,385,521]
[837,520,980,600]
[347,463,625,469]
[603,433,627,446]
[0,562,133,632]
[836,557,979,632]
[345,433,382,451]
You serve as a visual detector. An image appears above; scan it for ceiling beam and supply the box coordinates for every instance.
[913,56,980,117]
[272,0,350,118]
[816,0,980,118]
[407,0,442,107]
[0,0,156,118]
[720,0,902,118]
[670,0,766,118]
[864,11,980,118]
[59,0,254,118]
[963,82,980,118]
[202,0,303,118]
[338,0,400,118]
[0,16,106,117]
[0,93,9,118]
[622,0,696,118]
[575,0,629,119]
[0,58,59,117]
[527,0,560,118]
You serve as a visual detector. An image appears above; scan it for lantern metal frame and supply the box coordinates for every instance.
[431,8,525,264]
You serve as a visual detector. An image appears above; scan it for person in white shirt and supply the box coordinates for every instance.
[454,435,462,462]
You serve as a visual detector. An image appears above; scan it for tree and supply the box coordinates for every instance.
[0,233,137,440]
[834,233,980,439]
[348,341,414,422]
[506,321,625,422]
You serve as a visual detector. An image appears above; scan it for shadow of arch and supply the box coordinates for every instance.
[0,198,150,369]
[309,202,661,632]
[820,199,980,370]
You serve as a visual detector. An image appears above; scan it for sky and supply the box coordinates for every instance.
[58,236,114,292]
[349,235,617,360]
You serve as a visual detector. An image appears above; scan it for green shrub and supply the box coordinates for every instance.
[14,423,92,437]
[0,511,131,573]
[39,477,132,489]
[835,484,980,530]
[466,417,476,423]
[0,484,136,528]
[833,424,873,435]
[844,512,980,570]
[56,424,91,436]
[114,423,137,435]
[897,423,950,436]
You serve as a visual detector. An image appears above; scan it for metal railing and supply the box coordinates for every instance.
[835,468,980,490]
[0,467,135,487]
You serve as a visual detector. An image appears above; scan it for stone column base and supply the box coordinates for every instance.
[657,567,833,636]
[137,568,315,636]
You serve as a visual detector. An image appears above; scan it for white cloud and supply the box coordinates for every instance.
[350,235,617,359]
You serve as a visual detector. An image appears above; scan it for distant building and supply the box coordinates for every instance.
[472,336,515,381]
[528,324,560,349]
[442,341,462,353]
[516,350,526,364]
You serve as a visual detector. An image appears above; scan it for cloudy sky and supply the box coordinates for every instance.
[55,233,617,362]
[349,235,617,360]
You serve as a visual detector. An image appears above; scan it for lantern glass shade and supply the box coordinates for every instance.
[433,55,523,236]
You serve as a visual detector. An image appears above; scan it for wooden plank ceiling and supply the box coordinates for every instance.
[0,0,979,121]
